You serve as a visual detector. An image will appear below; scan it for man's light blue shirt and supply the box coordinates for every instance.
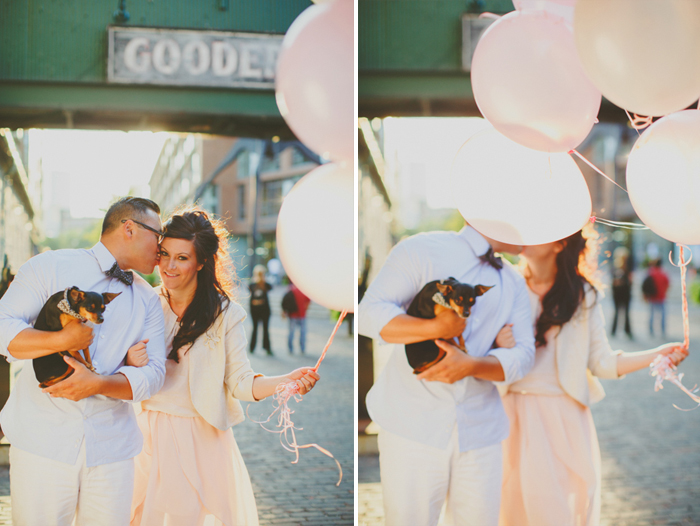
[0,242,166,466]
[359,227,535,452]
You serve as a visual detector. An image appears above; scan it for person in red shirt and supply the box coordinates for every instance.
[647,259,670,337]
[283,282,311,354]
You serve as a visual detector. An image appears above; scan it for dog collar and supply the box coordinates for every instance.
[432,292,451,309]
[57,288,87,322]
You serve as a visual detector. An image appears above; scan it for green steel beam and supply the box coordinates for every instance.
[0,0,310,83]
[0,82,292,138]
[359,73,473,100]
[359,0,513,72]
[0,0,311,135]
[0,82,278,115]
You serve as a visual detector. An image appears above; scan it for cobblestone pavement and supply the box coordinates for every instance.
[359,289,700,526]
[239,287,355,526]
[0,286,354,526]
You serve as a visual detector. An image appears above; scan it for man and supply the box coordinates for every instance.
[0,196,167,526]
[647,258,670,337]
[358,225,535,526]
[284,281,311,354]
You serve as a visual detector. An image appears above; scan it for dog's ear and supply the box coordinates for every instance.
[474,285,494,297]
[69,287,85,304]
[102,292,122,305]
[436,282,453,295]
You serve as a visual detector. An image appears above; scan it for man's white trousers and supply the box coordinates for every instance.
[10,443,134,526]
[378,426,502,526]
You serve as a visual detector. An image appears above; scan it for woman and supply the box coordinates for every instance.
[127,208,320,526]
[249,264,273,355]
[495,227,686,526]
[610,246,633,338]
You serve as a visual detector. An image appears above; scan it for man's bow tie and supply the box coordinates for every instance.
[479,247,503,270]
[105,262,134,286]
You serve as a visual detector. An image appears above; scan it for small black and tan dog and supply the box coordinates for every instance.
[406,278,493,374]
[33,287,120,389]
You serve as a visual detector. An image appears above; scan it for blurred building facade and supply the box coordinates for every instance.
[0,129,42,273]
[0,128,43,413]
[150,134,320,275]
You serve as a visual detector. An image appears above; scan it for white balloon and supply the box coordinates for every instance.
[450,128,592,245]
[626,110,700,245]
[574,0,700,117]
[276,163,354,312]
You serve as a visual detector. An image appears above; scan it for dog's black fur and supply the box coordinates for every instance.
[33,287,120,388]
[405,278,492,374]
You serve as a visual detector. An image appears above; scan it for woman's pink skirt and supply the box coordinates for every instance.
[130,410,259,526]
[499,393,601,526]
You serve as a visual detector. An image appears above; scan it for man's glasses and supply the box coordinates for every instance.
[122,219,164,243]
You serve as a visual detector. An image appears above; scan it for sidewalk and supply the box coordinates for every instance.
[359,292,700,526]
[0,286,354,526]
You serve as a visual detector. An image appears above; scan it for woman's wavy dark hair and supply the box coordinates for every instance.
[161,207,237,362]
[524,224,601,347]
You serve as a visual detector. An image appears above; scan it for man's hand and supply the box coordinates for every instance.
[126,339,149,367]
[41,355,103,401]
[432,309,467,341]
[59,321,94,353]
[416,339,475,384]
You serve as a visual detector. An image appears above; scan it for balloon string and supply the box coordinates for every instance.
[669,245,692,351]
[589,216,648,230]
[246,312,349,486]
[569,149,627,193]
[314,310,348,372]
[624,109,654,133]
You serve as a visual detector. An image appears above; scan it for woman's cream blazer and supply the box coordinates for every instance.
[553,285,622,406]
[171,293,260,430]
[503,284,622,406]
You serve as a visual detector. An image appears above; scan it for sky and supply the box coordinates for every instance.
[29,129,170,218]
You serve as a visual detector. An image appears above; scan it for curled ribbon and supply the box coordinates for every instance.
[649,245,696,410]
[624,109,654,131]
[248,310,348,486]
[650,355,700,411]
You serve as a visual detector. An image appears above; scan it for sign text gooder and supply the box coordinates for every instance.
[107,27,282,89]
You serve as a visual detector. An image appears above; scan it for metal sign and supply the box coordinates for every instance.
[461,15,495,72]
[107,26,283,89]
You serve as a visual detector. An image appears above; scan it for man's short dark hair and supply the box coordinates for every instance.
[101,197,161,235]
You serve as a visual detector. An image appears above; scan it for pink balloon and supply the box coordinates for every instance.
[471,10,601,153]
[512,0,576,24]
[275,0,354,162]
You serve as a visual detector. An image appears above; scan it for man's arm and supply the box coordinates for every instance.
[8,322,94,360]
[0,256,60,360]
[359,240,467,345]
[44,293,167,402]
[379,311,466,344]
[416,339,506,383]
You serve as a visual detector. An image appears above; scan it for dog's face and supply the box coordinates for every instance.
[436,278,493,319]
[68,287,121,324]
